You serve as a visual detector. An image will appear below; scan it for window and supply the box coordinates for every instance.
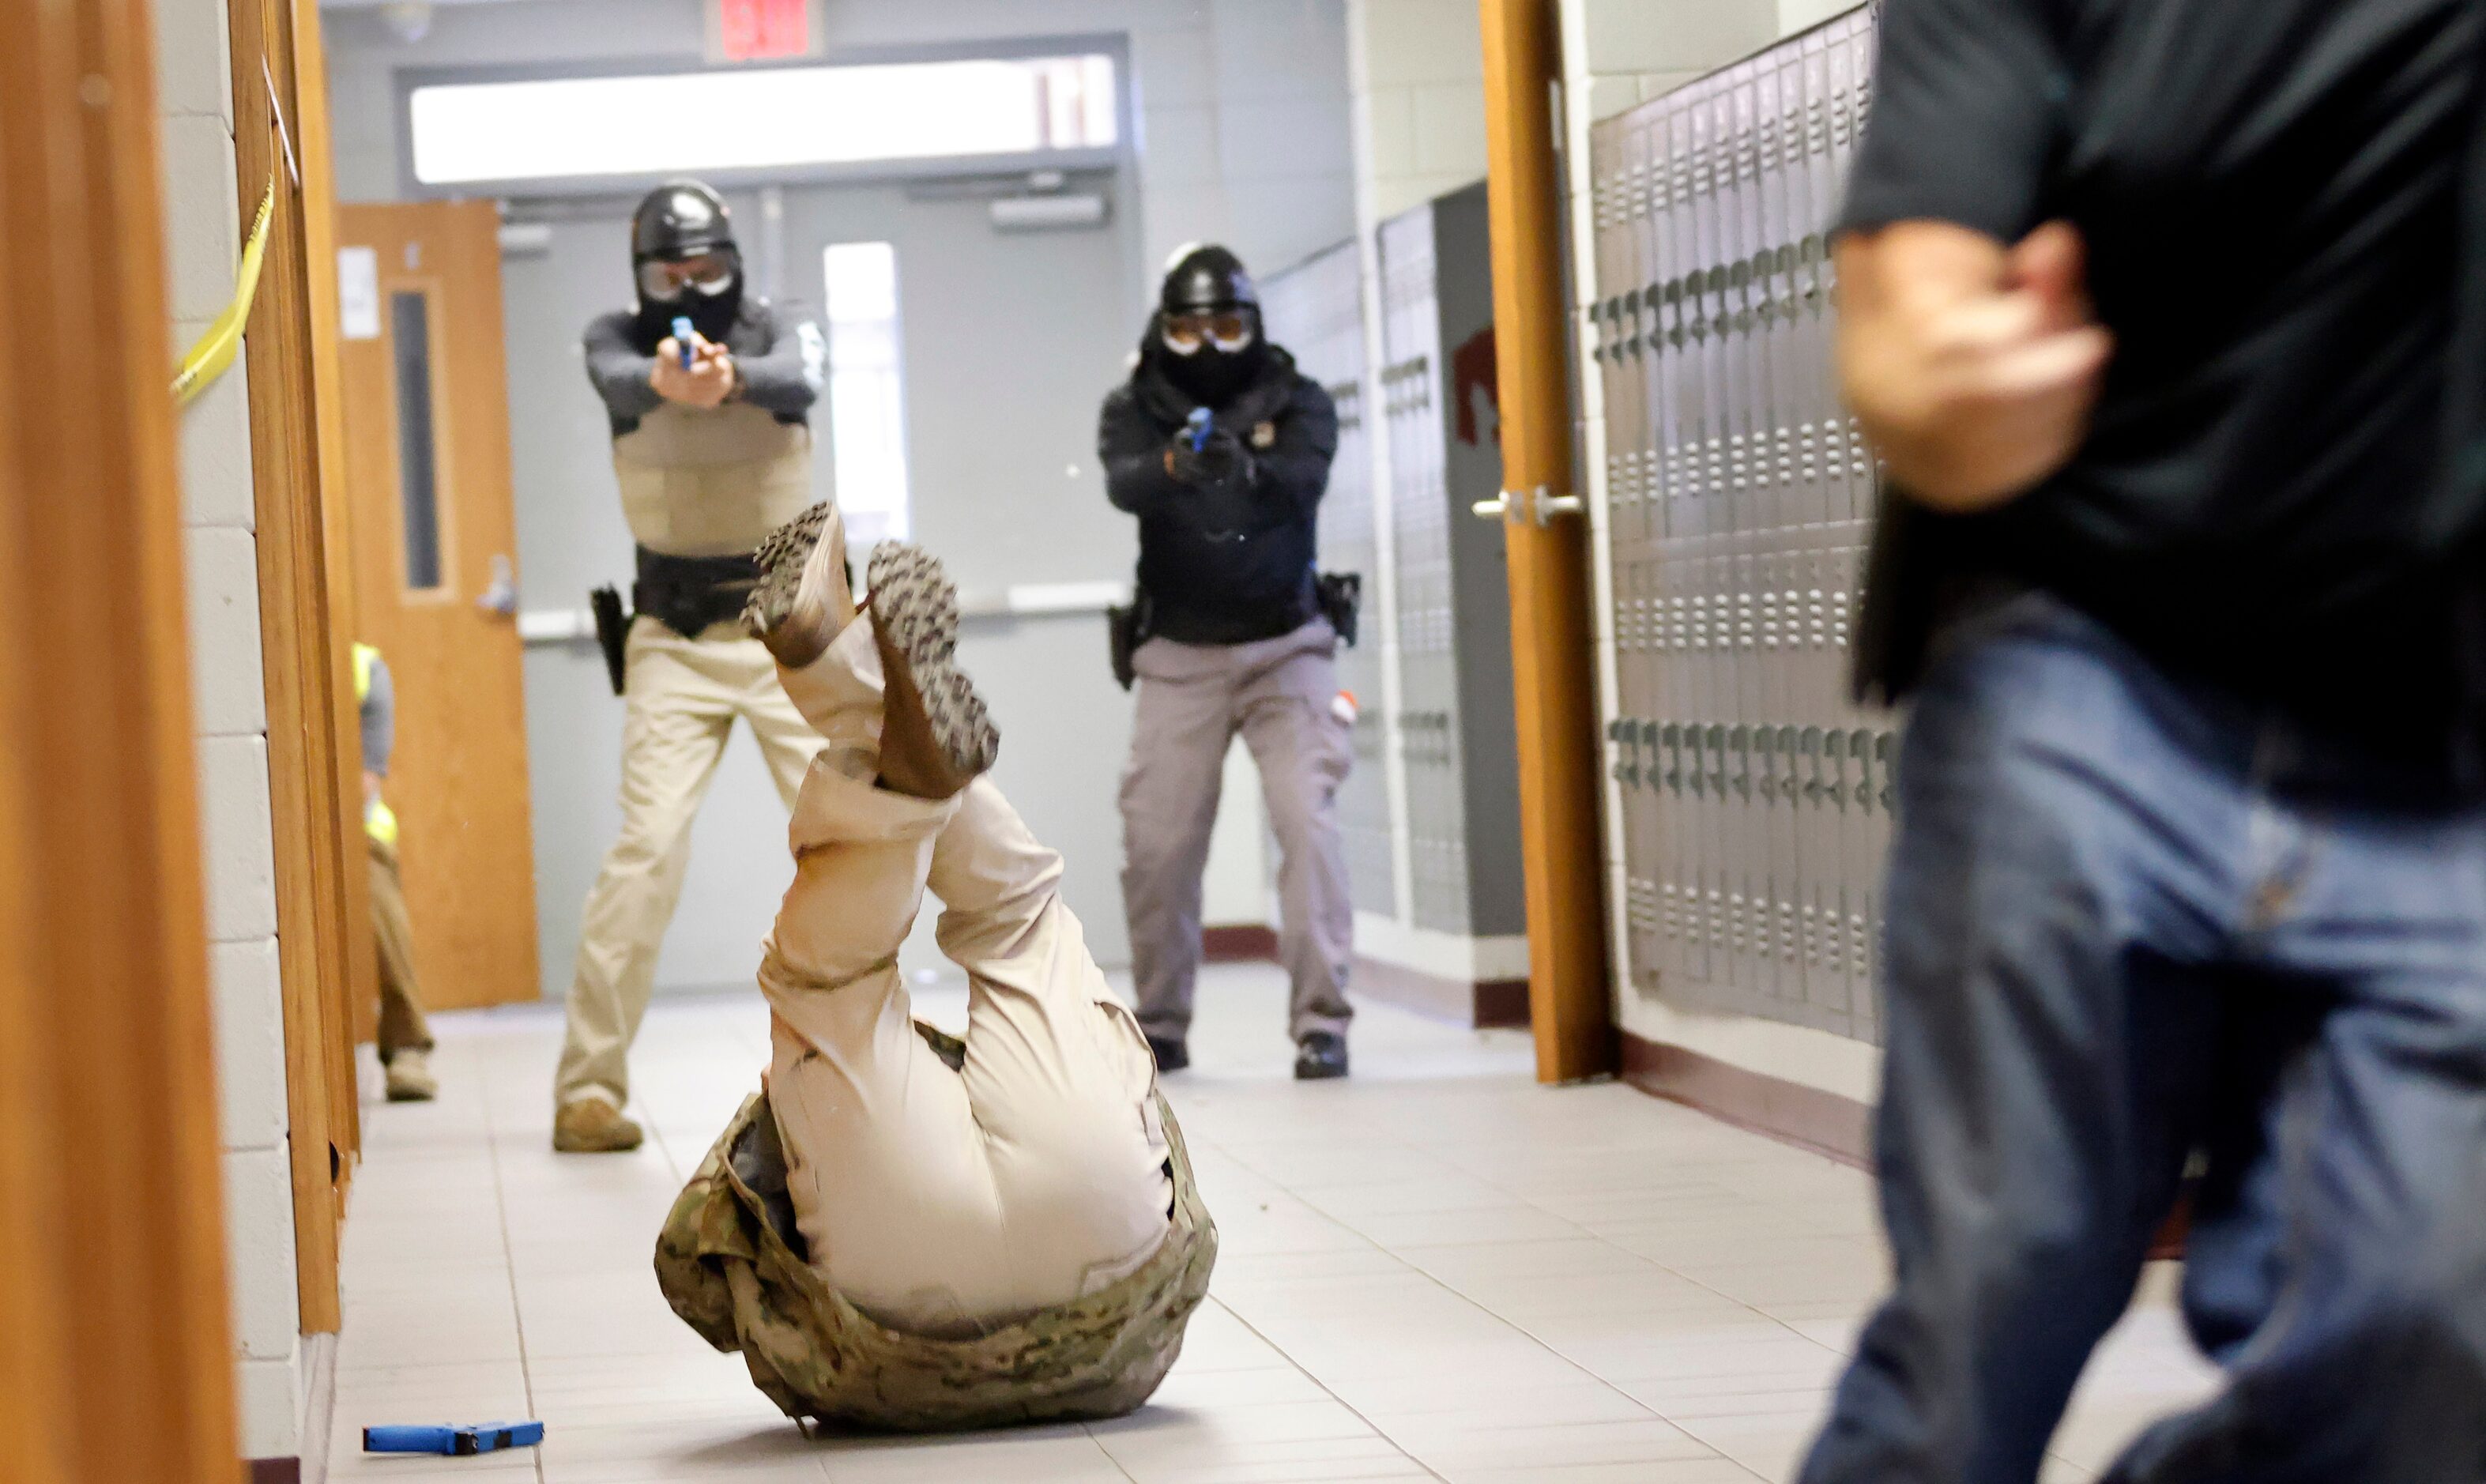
[390,291,444,590]
[823,243,911,546]
[408,54,1117,187]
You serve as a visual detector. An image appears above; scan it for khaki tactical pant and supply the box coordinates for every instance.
[1121,619,1354,1045]
[763,617,1173,1339]
[555,617,823,1110]
[368,834,435,1062]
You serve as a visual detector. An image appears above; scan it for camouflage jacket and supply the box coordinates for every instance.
[654,1024,1218,1432]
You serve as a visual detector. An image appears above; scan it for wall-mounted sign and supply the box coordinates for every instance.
[708,0,823,63]
[337,246,381,340]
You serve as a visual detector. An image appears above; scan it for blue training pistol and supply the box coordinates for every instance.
[363,1421,545,1456]
[1184,405,1214,452]
[672,315,696,368]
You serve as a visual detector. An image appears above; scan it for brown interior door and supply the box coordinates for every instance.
[337,200,540,1012]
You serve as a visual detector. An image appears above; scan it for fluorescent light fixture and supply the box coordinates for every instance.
[409,54,1117,186]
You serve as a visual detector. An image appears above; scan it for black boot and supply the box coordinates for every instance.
[1294,1031,1348,1081]
[1146,1034,1190,1073]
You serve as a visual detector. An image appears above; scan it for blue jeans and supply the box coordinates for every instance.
[1799,594,2486,1484]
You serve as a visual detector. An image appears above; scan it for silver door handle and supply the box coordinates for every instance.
[477,553,518,616]
[1472,488,1586,527]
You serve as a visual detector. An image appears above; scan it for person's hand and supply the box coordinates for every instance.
[1836,220,2113,512]
[650,335,736,409]
[1167,427,1252,488]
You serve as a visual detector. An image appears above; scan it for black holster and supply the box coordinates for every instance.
[632,546,758,640]
[589,586,631,696]
[1316,571,1362,648]
[1107,593,1152,691]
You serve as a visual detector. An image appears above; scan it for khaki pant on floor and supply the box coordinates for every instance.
[555,616,823,1110]
[763,618,1173,1338]
[1120,619,1354,1045]
[368,834,434,1061]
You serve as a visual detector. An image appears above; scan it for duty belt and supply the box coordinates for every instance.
[634,546,757,638]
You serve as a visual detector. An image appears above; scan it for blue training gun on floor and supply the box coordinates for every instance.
[363,1421,546,1456]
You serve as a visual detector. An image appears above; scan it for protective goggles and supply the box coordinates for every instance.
[636,250,737,303]
[1160,309,1256,356]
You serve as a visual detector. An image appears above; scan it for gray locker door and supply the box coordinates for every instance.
[1263,241,1399,919]
[1583,1,1888,1045]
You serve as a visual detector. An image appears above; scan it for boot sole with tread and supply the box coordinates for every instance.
[868,542,998,797]
[744,501,838,642]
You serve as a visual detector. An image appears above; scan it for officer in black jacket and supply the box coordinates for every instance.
[1100,245,1353,1081]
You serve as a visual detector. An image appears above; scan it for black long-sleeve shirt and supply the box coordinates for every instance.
[1100,344,1338,645]
[583,299,823,437]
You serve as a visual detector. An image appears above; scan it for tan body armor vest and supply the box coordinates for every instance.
[613,401,814,558]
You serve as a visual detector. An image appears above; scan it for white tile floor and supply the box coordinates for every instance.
[332,964,2220,1483]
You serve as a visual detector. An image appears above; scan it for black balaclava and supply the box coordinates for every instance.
[1153,244,1269,409]
[629,179,744,352]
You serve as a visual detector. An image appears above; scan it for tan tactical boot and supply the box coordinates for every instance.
[866,543,999,801]
[383,1048,439,1103]
[553,1098,644,1154]
[744,501,854,669]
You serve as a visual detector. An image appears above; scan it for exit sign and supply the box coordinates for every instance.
[710,0,820,62]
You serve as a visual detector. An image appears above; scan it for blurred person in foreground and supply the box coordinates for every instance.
[1802,2,2486,1481]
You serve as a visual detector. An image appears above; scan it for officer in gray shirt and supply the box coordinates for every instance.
[552,180,829,1153]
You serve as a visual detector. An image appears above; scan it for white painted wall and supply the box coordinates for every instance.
[320,0,1354,308]
[155,0,306,1460]
[1562,0,1884,1102]
[318,0,1357,946]
[1780,0,1859,38]
[1346,0,1489,224]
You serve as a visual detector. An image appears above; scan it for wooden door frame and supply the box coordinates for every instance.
[230,0,367,1335]
[0,0,243,1478]
[1478,0,1617,1083]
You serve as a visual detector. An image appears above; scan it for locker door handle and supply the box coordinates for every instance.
[1606,718,1640,789]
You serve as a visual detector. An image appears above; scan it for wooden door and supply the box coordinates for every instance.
[234,0,375,1333]
[1480,0,1615,1081]
[337,202,540,1011]
[2,0,241,1476]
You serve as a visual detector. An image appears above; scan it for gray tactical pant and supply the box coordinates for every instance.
[1121,619,1354,1045]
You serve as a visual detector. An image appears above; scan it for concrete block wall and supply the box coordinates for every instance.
[1576,0,1781,122]
[1347,0,1489,224]
[155,0,307,1461]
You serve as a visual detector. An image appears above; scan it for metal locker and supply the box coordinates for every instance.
[1377,184,1527,942]
[1261,240,1400,922]
[1583,3,1888,1042]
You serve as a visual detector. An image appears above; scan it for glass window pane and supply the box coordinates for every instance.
[823,243,910,546]
[409,55,1119,186]
[390,291,444,592]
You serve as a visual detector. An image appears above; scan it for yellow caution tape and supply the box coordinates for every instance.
[171,174,278,406]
